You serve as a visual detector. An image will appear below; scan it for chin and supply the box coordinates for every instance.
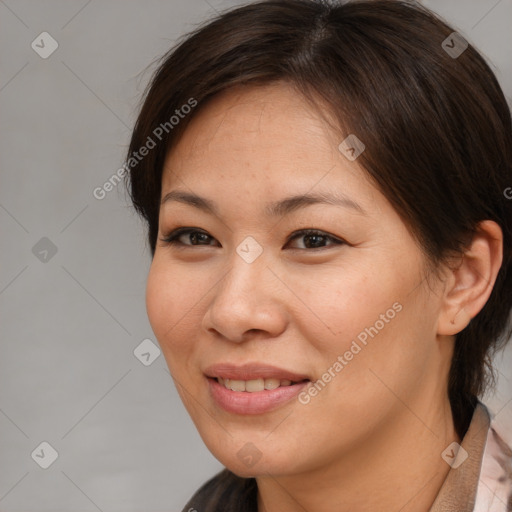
[209,442,302,479]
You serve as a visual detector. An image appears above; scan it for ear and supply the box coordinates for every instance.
[437,220,503,336]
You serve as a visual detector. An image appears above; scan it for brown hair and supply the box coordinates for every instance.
[124,0,512,440]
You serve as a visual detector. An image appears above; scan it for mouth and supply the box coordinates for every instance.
[212,376,309,392]
[204,363,311,414]
[203,362,310,382]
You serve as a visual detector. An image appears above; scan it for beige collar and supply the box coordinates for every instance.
[430,402,491,511]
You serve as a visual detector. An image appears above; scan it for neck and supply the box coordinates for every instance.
[256,395,460,512]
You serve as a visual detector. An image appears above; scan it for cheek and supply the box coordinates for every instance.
[290,255,431,390]
[145,260,203,360]
[286,260,402,350]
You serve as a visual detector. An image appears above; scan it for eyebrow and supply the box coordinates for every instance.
[160,190,366,216]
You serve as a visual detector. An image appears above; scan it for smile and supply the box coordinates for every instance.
[204,362,311,414]
[206,376,310,415]
[216,377,303,392]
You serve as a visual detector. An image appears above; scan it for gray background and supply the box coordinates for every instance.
[1,0,511,510]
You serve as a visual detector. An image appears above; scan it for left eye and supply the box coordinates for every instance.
[159,228,345,249]
[286,229,345,249]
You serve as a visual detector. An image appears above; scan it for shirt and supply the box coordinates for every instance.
[181,401,512,511]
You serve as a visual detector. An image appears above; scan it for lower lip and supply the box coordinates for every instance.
[207,377,309,415]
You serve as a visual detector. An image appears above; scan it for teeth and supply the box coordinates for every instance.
[216,377,297,392]
[245,379,264,392]
[264,378,280,390]
[229,379,246,392]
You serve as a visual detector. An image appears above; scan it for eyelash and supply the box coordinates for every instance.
[159,227,346,250]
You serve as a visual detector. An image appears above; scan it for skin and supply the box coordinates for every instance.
[146,81,503,512]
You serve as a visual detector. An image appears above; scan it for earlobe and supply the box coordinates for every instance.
[437,220,503,336]
[449,306,471,329]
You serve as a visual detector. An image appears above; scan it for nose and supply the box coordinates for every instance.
[201,252,288,343]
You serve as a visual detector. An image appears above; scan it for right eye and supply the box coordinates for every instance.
[159,227,220,247]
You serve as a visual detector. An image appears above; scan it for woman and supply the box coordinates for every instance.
[124,0,512,510]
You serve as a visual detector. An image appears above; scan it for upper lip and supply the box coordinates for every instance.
[204,363,310,382]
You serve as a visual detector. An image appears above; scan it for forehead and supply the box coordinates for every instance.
[162,82,356,187]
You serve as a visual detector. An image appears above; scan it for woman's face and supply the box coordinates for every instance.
[146,82,452,477]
